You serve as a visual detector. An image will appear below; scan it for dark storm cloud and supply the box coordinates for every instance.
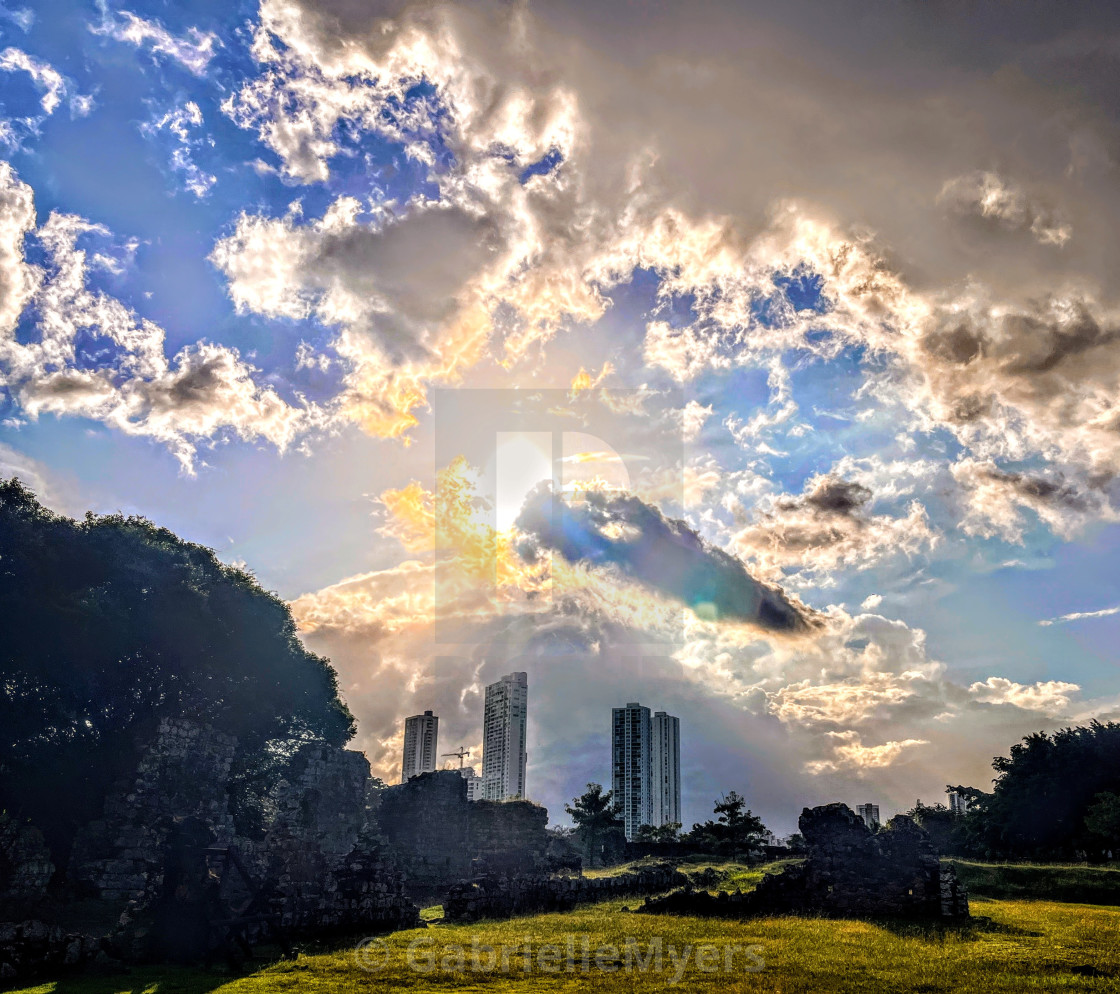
[515,485,819,633]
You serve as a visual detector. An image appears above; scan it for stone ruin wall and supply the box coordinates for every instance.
[68,718,238,903]
[376,771,554,895]
[639,802,969,921]
[2,718,421,981]
[445,863,686,923]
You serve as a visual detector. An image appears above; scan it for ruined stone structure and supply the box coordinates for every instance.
[1,718,421,983]
[639,803,969,921]
[0,815,54,900]
[69,718,238,903]
[445,863,686,922]
[377,771,553,895]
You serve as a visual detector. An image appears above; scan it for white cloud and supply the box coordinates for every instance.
[1039,605,1120,627]
[938,170,1072,247]
[968,677,1080,713]
[91,1,219,76]
[729,471,938,584]
[140,101,216,198]
[0,162,315,472]
[0,47,67,115]
[805,731,929,775]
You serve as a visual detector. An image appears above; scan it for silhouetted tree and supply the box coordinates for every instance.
[903,801,956,854]
[950,722,1120,860]
[565,783,624,868]
[1085,792,1120,851]
[0,478,356,861]
[634,822,682,844]
[685,791,767,853]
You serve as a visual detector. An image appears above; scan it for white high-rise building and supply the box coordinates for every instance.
[401,710,439,782]
[856,802,880,830]
[458,765,484,801]
[651,711,681,828]
[482,672,528,800]
[612,702,652,840]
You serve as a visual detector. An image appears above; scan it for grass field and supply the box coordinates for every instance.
[8,895,1120,993]
[9,860,1120,993]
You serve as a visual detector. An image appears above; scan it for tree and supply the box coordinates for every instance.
[903,801,955,854]
[686,791,768,853]
[950,722,1120,860]
[0,478,356,861]
[634,822,682,844]
[1085,792,1120,850]
[565,783,624,868]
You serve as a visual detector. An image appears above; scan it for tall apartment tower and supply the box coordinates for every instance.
[401,710,439,782]
[612,702,652,840]
[856,802,881,830]
[651,711,681,828]
[482,672,528,800]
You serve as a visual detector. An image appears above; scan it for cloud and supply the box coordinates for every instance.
[952,458,1117,542]
[211,0,1120,548]
[0,162,315,472]
[515,484,820,633]
[968,677,1080,713]
[938,170,1072,247]
[91,2,219,75]
[729,472,938,583]
[0,48,66,115]
[1039,605,1120,627]
[140,101,216,198]
[805,731,929,776]
[0,4,32,32]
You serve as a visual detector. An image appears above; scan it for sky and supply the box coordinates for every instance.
[3,0,1120,834]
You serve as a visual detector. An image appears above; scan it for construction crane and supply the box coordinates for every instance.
[442,747,471,769]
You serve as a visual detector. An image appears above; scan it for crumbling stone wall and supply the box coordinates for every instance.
[378,771,473,894]
[445,863,686,922]
[469,799,549,876]
[0,921,105,982]
[247,743,416,935]
[0,815,54,899]
[639,803,968,921]
[68,718,237,902]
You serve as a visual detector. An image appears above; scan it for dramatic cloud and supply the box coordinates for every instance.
[515,485,818,633]
[730,472,937,584]
[213,0,1120,548]
[0,163,314,471]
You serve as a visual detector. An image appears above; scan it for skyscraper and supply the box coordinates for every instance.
[482,672,528,800]
[651,710,681,828]
[612,702,652,840]
[458,765,484,801]
[401,710,439,782]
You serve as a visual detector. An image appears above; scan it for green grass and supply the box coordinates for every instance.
[9,897,1120,993]
[948,860,1120,906]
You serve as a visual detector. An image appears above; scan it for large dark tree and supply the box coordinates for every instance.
[685,791,768,853]
[565,783,624,868]
[952,721,1120,860]
[0,478,356,860]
